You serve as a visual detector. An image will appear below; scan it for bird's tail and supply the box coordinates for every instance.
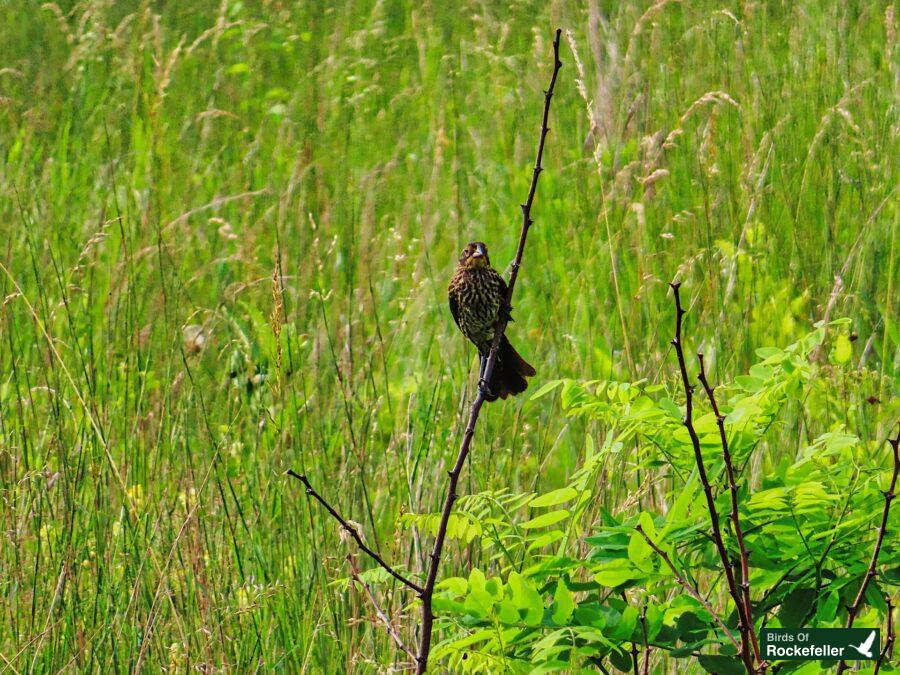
[485,335,536,402]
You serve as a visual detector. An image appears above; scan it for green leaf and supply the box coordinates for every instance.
[551,579,574,625]
[532,628,581,663]
[779,587,817,627]
[431,628,495,661]
[698,655,744,674]
[607,605,639,640]
[431,595,466,614]
[663,474,696,535]
[749,363,774,381]
[530,487,579,508]
[815,589,839,623]
[627,529,650,566]
[496,599,519,624]
[358,566,393,585]
[585,529,630,562]
[645,603,665,641]
[227,62,250,75]
[530,379,564,400]
[675,611,710,643]
[527,530,565,552]
[508,572,544,626]
[638,511,657,540]
[463,588,491,618]
[833,333,852,364]
[463,568,494,618]
[608,647,633,672]
[594,560,641,588]
[468,567,486,592]
[735,375,765,392]
[437,576,467,595]
[659,397,681,419]
[865,582,888,613]
[521,510,570,529]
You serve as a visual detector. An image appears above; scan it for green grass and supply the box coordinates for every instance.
[0,0,896,671]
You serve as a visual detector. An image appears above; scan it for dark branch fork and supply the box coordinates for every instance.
[416,30,562,673]
[836,424,900,675]
[697,354,761,667]
[287,470,424,595]
[668,283,758,674]
[670,286,897,675]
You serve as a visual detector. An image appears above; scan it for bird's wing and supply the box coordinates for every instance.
[448,286,461,328]
[498,274,509,302]
[861,631,875,651]
[496,272,513,321]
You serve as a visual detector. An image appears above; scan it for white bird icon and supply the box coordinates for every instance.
[850,630,876,658]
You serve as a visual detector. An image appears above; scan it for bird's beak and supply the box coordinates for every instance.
[472,244,486,259]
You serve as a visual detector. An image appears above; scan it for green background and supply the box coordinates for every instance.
[0,0,896,671]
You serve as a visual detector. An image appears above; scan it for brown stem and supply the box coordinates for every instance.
[286,470,424,594]
[415,29,562,674]
[873,599,894,675]
[346,554,418,664]
[635,524,742,655]
[668,283,755,674]
[836,425,900,674]
[640,605,650,675]
[697,354,762,668]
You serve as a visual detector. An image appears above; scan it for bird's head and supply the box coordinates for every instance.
[459,241,490,269]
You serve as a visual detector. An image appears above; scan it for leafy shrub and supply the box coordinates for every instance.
[397,320,898,673]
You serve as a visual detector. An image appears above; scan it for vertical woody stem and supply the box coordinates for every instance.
[836,426,900,674]
[668,283,756,674]
[415,30,562,674]
[697,355,762,668]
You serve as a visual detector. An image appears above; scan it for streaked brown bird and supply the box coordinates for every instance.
[448,241,536,401]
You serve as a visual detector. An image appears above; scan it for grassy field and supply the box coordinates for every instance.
[1,0,897,672]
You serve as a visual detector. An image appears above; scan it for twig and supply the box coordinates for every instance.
[346,554,418,664]
[668,283,756,674]
[635,524,742,655]
[836,425,900,674]
[873,599,894,675]
[697,354,762,667]
[640,605,650,675]
[414,29,562,674]
[286,470,424,594]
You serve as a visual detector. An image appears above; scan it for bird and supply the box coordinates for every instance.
[850,630,876,658]
[448,241,536,401]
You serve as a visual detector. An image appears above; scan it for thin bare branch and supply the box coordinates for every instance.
[873,599,894,675]
[640,605,650,675]
[836,425,900,674]
[697,354,761,667]
[415,29,563,674]
[668,283,756,674]
[287,470,424,595]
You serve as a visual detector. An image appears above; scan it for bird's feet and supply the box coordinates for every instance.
[477,377,496,400]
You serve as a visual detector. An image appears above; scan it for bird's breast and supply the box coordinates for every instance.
[450,268,504,349]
